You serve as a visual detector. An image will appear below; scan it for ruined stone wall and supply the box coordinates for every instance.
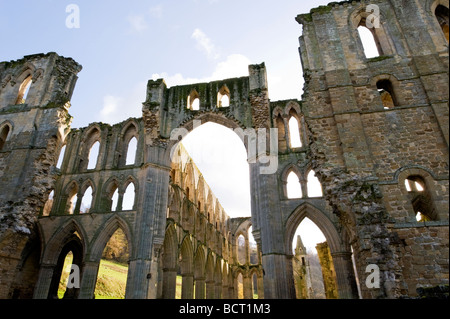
[0,53,81,298]
[297,0,449,298]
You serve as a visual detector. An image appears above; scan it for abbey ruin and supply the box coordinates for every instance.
[0,0,448,299]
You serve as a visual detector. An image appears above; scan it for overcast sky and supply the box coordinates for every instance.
[1,0,334,249]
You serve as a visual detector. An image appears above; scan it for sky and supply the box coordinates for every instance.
[0,0,341,249]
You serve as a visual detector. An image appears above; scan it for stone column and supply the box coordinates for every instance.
[161,268,177,299]
[222,283,229,299]
[125,144,171,299]
[243,275,253,299]
[205,280,215,299]
[78,261,100,299]
[257,274,264,299]
[214,282,222,299]
[181,274,194,299]
[194,278,206,299]
[33,264,55,299]
[331,251,359,299]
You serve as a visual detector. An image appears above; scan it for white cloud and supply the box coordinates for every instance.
[211,54,252,80]
[99,81,146,124]
[149,5,163,19]
[127,14,148,32]
[101,95,121,117]
[152,53,252,88]
[192,28,220,60]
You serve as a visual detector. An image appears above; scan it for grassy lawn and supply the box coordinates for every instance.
[58,258,128,299]
[94,259,128,299]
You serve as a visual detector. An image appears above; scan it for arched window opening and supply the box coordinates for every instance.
[357,25,381,58]
[87,141,100,170]
[252,273,258,299]
[56,145,66,169]
[42,190,54,216]
[218,85,231,108]
[111,188,119,212]
[51,235,84,299]
[125,136,137,165]
[307,170,323,198]
[191,98,200,111]
[237,234,246,264]
[187,90,200,110]
[287,171,302,199]
[80,186,93,214]
[68,193,78,215]
[237,273,244,299]
[288,112,302,148]
[248,226,258,264]
[57,251,74,299]
[122,183,135,210]
[404,176,436,221]
[179,122,251,219]
[435,5,449,43]
[16,75,32,104]
[292,218,331,299]
[377,80,397,109]
[0,125,10,151]
[94,228,129,299]
[219,94,230,107]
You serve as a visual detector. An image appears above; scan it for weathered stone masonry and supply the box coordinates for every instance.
[0,0,448,299]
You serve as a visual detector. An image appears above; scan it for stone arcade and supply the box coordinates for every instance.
[0,0,448,299]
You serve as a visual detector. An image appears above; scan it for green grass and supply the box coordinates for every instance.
[57,258,128,299]
[94,259,128,299]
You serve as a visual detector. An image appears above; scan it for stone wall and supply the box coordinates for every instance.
[297,0,449,298]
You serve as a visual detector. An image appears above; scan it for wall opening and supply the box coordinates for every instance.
[16,75,32,104]
[94,228,129,299]
[404,176,437,221]
[357,25,381,58]
[42,190,54,216]
[377,80,397,109]
[87,141,100,170]
[0,124,10,150]
[122,182,135,210]
[237,234,246,264]
[56,145,66,169]
[80,186,93,214]
[218,85,230,108]
[111,188,119,212]
[248,226,258,264]
[51,236,83,299]
[57,251,74,299]
[435,5,449,42]
[187,90,200,110]
[180,122,251,218]
[306,170,323,198]
[66,183,78,215]
[237,273,244,299]
[287,171,302,199]
[252,273,258,299]
[291,218,331,299]
[125,136,137,165]
[288,110,302,148]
